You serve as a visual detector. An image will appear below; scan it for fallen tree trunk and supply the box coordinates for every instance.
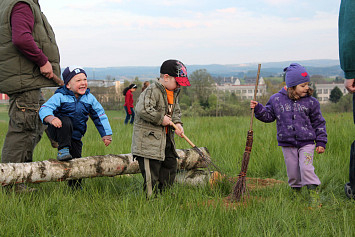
[0,147,211,186]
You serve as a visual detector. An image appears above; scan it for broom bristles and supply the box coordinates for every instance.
[232,176,247,201]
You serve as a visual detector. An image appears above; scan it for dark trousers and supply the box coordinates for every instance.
[351,94,355,190]
[350,141,355,190]
[124,106,135,124]
[1,89,45,163]
[136,136,177,196]
[47,117,83,187]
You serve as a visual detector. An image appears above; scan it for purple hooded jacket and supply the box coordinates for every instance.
[254,87,327,148]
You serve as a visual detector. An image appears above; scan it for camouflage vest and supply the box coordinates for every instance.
[0,0,60,94]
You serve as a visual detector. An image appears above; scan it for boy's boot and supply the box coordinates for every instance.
[344,182,355,199]
[307,184,321,208]
[57,147,72,161]
[14,184,37,193]
[68,179,82,191]
[4,184,37,193]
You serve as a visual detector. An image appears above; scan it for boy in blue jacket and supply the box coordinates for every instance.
[39,66,112,188]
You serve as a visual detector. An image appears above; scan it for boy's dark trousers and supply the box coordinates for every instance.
[47,116,83,188]
[136,136,177,196]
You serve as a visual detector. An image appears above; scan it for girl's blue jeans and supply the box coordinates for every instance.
[124,106,135,124]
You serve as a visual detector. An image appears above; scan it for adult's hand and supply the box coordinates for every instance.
[40,61,54,79]
[344,79,355,93]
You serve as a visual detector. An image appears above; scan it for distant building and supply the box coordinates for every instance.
[87,80,122,94]
[217,77,348,103]
[87,80,118,88]
[217,77,267,100]
[315,83,348,103]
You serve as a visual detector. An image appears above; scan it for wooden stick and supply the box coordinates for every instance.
[170,122,196,147]
[52,74,64,86]
[170,122,224,174]
[249,64,261,131]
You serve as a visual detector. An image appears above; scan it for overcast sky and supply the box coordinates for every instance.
[40,0,341,68]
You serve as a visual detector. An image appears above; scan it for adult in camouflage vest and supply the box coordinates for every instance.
[0,0,60,191]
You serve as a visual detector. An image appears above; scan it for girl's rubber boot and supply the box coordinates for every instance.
[307,184,321,208]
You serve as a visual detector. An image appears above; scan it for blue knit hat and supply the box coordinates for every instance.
[284,63,310,88]
[62,66,87,85]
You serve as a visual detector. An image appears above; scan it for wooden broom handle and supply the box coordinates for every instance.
[170,122,196,148]
[250,64,261,131]
[52,74,64,86]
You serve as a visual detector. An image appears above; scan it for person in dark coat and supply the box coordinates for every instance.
[339,0,355,199]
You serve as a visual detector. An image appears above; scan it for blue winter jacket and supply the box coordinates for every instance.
[254,88,327,149]
[39,86,112,140]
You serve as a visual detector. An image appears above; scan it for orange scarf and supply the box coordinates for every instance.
[166,89,174,105]
[165,89,174,134]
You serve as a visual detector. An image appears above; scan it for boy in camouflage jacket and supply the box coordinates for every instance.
[132,59,191,197]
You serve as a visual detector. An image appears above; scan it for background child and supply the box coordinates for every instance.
[39,66,112,189]
[123,84,137,125]
[131,59,191,197]
[250,63,327,201]
[142,81,150,92]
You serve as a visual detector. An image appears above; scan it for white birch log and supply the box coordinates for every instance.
[0,147,211,186]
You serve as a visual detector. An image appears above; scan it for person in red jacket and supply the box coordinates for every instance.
[123,84,137,124]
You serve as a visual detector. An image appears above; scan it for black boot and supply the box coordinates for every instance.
[68,179,82,190]
[344,182,355,199]
[291,187,302,192]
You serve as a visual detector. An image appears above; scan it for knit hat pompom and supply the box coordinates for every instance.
[284,63,310,88]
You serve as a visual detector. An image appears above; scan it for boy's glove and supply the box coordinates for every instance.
[102,135,112,147]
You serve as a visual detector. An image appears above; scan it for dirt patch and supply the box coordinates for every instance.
[236,177,284,190]
[207,177,284,209]
[209,172,283,190]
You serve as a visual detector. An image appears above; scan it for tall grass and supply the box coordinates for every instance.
[0,110,354,236]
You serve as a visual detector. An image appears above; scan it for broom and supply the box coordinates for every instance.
[232,64,261,202]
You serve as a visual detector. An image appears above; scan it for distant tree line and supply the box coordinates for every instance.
[42,69,350,116]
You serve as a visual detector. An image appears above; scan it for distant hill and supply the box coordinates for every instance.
[81,59,342,81]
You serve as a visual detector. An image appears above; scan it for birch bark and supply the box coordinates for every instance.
[0,147,210,185]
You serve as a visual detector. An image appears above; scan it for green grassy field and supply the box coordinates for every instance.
[0,108,354,236]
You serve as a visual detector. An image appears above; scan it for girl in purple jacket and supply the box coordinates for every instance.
[250,63,327,194]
